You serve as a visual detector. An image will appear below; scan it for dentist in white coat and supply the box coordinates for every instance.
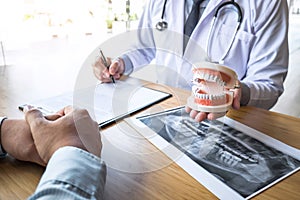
[93,0,289,122]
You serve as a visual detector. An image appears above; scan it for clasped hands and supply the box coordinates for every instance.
[1,106,101,166]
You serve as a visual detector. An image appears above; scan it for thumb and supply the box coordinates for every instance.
[232,89,241,110]
[109,61,120,75]
[24,106,47,129]
[111,58,125,74]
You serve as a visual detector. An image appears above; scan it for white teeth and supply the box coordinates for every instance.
[217,79,225,87]
[193,73,225,87]
[204,73,209,80]
[213,76,218,82]
[193,92,226,102]
[192,72,227,106]
[194,93,208,99]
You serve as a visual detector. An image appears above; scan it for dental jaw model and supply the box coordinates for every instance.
[187,62,238,113]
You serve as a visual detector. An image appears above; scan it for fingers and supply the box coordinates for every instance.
[73,110,102,157]
[93,65,112,83]
[24,107,46,128]
[185,105,192,113]
[92,57,109,82]
[110,58,125,79]
[60,108,102,157]
[92,63,104,81]
[185,105,225,122]
[43,105,74,120]
[27,107,87,163]
[93,56,124,82]
[194,112,208,122]
[24,105,75,126]
[106,59,124,80]
[45,114,62,121]
[0,119,46,166]
[23,105,102,163]
[231,80,242,110]
[186,107,208,122]
[191,111,225,122]
[109,61,121,79]
[207,112,226,120]
[231,87,241,110]
[60,105,75,116]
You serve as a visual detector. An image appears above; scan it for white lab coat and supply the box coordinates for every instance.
[124,0,289,109]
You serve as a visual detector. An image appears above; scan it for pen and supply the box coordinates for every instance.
[99,49,115,84]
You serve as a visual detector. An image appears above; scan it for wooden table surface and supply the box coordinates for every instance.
[0,64,300,200]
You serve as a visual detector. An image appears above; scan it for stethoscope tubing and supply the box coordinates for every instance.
[207,1,242,63]
[214,1,243,23]
[155,0,243,63]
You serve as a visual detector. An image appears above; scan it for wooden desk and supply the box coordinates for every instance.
[0,64,300,200]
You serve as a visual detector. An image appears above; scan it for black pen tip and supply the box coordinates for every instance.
[111,76,115,83]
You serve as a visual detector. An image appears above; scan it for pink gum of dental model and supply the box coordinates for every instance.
[187,62,238,113]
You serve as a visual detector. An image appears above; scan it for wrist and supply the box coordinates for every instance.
[120,54,133,75]
[118,58,125,75]
[0,117,8,157]
[240,82,250,106]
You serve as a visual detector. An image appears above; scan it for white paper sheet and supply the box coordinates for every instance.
[126,106,300,200]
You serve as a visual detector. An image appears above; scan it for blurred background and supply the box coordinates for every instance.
[0,0,145,49]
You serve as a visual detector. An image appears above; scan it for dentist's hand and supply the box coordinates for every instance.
[25,106,102,164]
[185,86,241,122]
[93,56,125,83]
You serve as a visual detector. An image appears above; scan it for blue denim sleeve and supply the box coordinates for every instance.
[28,146,106,200]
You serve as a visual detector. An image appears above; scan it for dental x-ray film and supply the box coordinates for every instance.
[134,107,300,199]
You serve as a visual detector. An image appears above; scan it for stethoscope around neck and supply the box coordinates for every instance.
[155,0,243,63]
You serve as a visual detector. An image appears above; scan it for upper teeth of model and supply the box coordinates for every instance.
[193,73,225,87]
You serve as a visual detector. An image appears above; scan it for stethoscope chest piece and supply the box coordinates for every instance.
[156,0,168,31]
[156,20,168,31]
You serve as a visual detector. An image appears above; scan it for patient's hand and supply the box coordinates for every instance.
[25,106,102,164]
[1,119,45,166]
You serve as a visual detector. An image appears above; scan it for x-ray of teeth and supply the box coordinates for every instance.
[138,107,300,198]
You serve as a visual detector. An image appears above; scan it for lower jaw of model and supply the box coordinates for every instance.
[187,62,238,113]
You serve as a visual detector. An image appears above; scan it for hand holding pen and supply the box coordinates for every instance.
[99,50,115,83]
[92,49,125,83]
